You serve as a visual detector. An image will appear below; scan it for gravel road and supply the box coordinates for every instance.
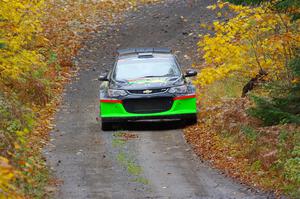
[45,1,269,198]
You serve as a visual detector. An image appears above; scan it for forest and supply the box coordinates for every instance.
[185,0,299,197]
[1,0,299,198]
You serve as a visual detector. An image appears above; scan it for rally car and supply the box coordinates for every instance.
[98,48,197,131]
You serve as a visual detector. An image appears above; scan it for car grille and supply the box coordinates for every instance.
[123,97,173,114]
[127,88,168,95]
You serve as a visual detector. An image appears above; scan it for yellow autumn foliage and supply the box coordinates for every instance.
[196,2,300,86]
[0,0,45,82]
[0,0,161,198]
[0,157,20,199]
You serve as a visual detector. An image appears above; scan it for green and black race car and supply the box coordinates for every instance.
[98,48,198,131]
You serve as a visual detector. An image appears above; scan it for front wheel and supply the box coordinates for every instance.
[101,120,113,131]
[183,115,197,126]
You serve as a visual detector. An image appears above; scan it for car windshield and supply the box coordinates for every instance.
[114,57,181,81]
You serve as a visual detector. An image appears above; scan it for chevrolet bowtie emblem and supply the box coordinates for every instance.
[143,90,152,94]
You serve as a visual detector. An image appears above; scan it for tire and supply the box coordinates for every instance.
[183,115,197,126]
[101,121,113,131]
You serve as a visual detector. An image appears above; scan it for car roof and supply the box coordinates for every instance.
[117,47,171,56]
[117,53,174,61]
[117,48,173,62]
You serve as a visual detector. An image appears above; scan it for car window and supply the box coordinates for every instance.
[114,57,181,80]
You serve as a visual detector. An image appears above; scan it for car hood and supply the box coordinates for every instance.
[111,76,183,90]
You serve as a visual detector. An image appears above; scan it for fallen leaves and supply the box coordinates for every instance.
[0,157,21,198]
[1,0,160,197]
[184,97,300,196]
[114,132,139,140]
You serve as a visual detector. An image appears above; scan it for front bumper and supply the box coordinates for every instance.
[99,95,197,121]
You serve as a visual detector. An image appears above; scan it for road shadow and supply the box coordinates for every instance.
[112,120,188,131]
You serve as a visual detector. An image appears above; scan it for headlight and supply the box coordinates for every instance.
[108,89,127,97]
[168,85,188,94]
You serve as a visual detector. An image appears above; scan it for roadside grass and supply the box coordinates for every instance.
[185,78,300,197]
[197,76,246,106]
[241,125,259,141]
[18,161,49,198]
[187,1,299,197]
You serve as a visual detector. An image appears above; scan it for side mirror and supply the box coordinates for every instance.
[98,73,109,81]
[185,69,197,77]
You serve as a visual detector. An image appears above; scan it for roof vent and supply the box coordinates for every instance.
[138,52,154,58]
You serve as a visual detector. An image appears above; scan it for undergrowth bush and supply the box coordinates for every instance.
[0,93,34,157]
[0,0,161,197]
[198,76,246,106]
[248,57,300,126]
[190,0,300,197]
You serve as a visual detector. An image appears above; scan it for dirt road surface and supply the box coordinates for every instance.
[45,1,269,198]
